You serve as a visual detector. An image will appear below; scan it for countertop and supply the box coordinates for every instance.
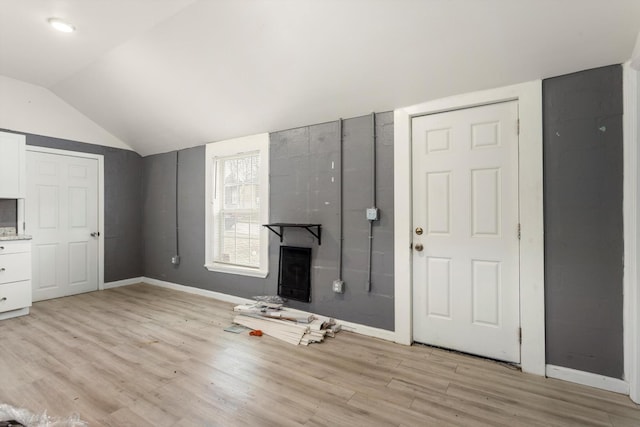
[0,234,32,241]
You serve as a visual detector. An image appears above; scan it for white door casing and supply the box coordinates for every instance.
[26,148,103,301]
[623,61,640,403]
[394,81,545,375]
[411,101,520,363]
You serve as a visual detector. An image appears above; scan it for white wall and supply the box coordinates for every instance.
[0,75,132,151]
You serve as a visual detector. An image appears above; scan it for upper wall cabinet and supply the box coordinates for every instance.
[0,132,26,198]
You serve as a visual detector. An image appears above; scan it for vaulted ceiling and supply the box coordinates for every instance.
[1,0,639,156]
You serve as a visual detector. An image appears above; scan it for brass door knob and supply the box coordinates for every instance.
[415,227,423,235]
[414,243,424,252]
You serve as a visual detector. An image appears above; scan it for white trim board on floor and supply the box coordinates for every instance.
[394,81,545,376]
[546,365,629,395]
[25,145,105,293]
[141,277,397,342]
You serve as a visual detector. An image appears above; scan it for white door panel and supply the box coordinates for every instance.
[412,101,520,363]
[27,151,99,301]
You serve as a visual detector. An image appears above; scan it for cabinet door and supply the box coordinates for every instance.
[0,131,26,198]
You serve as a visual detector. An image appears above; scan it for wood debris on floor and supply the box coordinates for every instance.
[232,302,341,346]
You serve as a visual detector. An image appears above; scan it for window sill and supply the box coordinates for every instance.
[204,263,268,278]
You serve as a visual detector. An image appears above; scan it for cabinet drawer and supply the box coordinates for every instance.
[0,252,31,284]
[0,280,32,313]
[0,242,31,254]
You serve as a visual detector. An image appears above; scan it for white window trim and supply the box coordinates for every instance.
[205,133,269,278]
[394,80,545,376]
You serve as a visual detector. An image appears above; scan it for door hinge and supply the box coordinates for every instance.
[517,119,520,135]
[517,223,521,240]
[518,327,522,344]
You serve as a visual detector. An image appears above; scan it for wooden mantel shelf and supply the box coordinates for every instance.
[263,223,322,245]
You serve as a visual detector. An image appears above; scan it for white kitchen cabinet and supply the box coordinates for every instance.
[0,239,32,320]
[0,131,26,198]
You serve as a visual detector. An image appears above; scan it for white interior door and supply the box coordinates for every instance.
[26,150,99,301]
[411,101,520,363]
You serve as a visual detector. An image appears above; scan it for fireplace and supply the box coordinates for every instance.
[278,246,312,302]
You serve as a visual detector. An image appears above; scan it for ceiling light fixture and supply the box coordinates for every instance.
[48,18,76,33]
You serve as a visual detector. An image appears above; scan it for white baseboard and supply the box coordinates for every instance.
[277,305,397,342]
[103,277,144,289]
[142,277,253,305]
[141,277,397,342]
[546,365,629,395]
[338,319,397,342]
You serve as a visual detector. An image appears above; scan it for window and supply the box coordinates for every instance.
[205,133,269,277]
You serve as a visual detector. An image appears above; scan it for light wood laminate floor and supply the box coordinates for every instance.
[1,284,639,426]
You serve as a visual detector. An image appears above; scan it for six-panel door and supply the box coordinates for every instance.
[26,151,99,301]
[411,101,521,363]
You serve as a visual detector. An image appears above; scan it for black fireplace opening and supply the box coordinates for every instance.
[278,246,311,302]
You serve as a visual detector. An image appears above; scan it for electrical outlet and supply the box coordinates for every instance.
[332,280,344,293]
[366,207,379,221]
[171,255,180,265]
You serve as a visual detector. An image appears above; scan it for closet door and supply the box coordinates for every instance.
[27,150,99,301]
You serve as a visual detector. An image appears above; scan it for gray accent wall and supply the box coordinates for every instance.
[1,131,145,283]
[269,113,394,329]
[142,112,395,330]
[142,146,270,297]
[543,65,624,378]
